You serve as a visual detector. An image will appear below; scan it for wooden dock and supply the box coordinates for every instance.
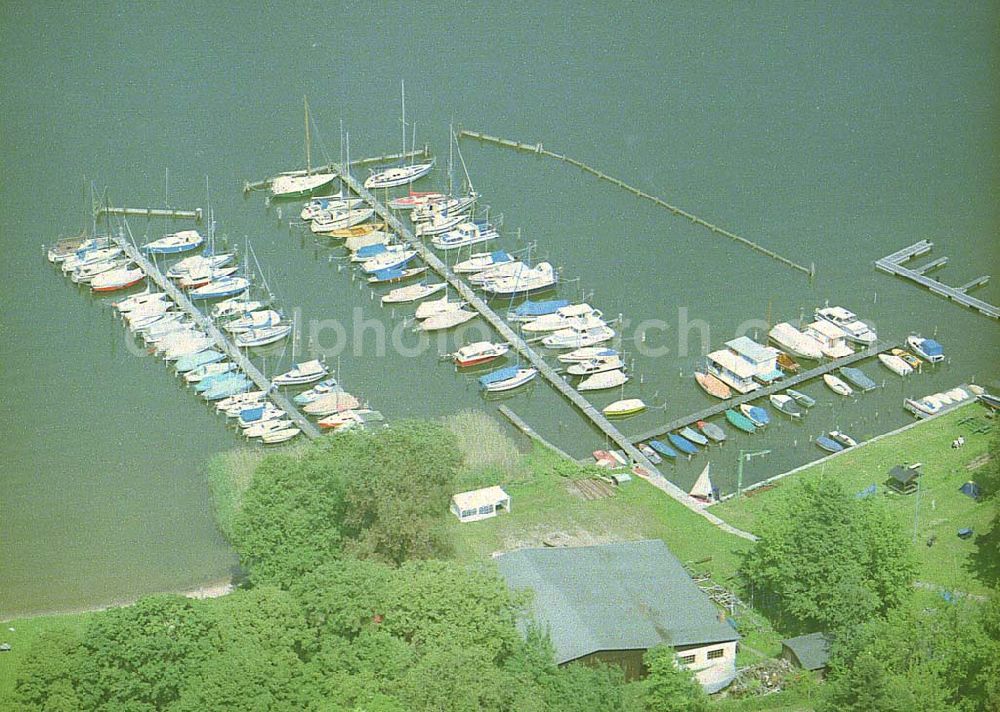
[242,147,432,193]
[875,240,998,319]
[322,162,756,541]
[632,340,898,445]
[112,228,321,440]
[96,206,203,222]
[458,129,815,278]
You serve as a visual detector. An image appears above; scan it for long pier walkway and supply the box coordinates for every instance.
[458,129,814,278]
[633,340,896,444]
[875,240,998,319]
[113,229,321,440]
[324,162,756,541]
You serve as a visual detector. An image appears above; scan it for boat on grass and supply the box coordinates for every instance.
[769,394,804,419]
[823,374,854,395]
[725,408,757,433]
[479,366,538,392]
[602,398,646,417]
[697,420,727,443]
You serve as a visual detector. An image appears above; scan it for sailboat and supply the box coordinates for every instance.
[577,369,628,391]
[415,294,465,320]
[142,229,204,255]
[364,81,435,189]
[689,464,716,503]
[269,97,337,198]
[455,250,516,275]
[272,359,328,386]
[380,281,447,304]
[479,366,538,392]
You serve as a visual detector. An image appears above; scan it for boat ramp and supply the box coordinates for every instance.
[632,340,898,445]
[111,229,321,440]
[875,240,998,319]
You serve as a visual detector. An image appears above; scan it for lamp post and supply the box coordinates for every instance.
[737,449,771,504]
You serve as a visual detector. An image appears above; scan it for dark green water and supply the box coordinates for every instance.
[2,2,997,616]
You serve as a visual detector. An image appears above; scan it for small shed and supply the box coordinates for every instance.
[886,464,922,495]
[781,633,832,673]
[450,486,511,523]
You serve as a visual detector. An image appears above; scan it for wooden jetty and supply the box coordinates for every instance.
[111,227,321,440]
[242,146,432,194]
[875,240,998,319]
[497,404,576,462]
[458,129,815,278]
[96,205,203,222]
[318,162,756,541]
[632,340,898,445]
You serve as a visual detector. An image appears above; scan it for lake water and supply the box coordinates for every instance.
[2,2,997,617]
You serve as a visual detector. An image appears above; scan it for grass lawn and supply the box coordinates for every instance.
[712,403,997,597]
[0,611,91,705]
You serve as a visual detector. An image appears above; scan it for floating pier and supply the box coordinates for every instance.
[632,341,898,445]
[875,241,998,319]
[320,161,755,539]
[458,129,815,278]
[111,229,321,440]
[242,146,432,194]
[96,206,203,222]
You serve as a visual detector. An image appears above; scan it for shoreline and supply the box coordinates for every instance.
[0,578,235,623]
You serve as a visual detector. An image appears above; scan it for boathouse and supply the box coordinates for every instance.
[725,336,781,383]
[707,348,759,393]
[450,486,511,523]
[496,540,739,692]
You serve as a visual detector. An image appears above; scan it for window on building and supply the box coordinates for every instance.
[707,648,725,660]
[678,654,696,665]
[478,504,494,515]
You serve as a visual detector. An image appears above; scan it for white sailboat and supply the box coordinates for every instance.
[364,81,435,189]
[689,464,715,502]
[380,282,446,304]
[420,309,477,331]
[270,97,337,198]
[577,369,628,391]
[272,359,328,387]
[415,294,465,320]
[522,304,603,332]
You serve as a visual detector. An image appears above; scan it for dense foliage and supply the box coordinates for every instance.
[741,477,916,631]
[14,422,709,711]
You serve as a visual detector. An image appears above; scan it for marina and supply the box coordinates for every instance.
[875,241,998,319]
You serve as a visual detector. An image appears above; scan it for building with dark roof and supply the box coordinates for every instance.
[495,539,739,692]
[781,632,832,673]
[887,464,922,494]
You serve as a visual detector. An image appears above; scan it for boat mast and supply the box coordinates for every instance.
[448,122,454,196]
[304,95,312,176]
[454,127,474,194]
[400,80,406,162]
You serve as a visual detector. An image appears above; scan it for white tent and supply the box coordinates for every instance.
[451,486,511,523]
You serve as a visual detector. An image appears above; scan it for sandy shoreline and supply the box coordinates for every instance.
[1,578,236,622]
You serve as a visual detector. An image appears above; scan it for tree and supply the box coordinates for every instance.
[640,645,708,712]
[741,477,916,630]
[13,627,85,712]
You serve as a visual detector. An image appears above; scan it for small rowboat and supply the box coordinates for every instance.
[829,430,858,448]
[695,371,732,400]
[877,353,913,376]
[816,435,844,453]
[639,444,662,464]
[261,427,301,444]
[890,348,922,370]
[785,388,816,408]
[777,351,800,373]
[725,408,757,433]
[697,420,727,443]
[740,404,770,427]
[668,432,699,456]
[367,266,428,284]
[769,394,804,419]
[649,440,677,459]
[602,398,646,417]
[823,374,854,395]
[679,426,709,446]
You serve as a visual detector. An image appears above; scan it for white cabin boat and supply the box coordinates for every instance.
[430,221,499,250]
[768,322,824,360]
[815,306,877,345]
[803,320,854,359]
[481,262,557,296]
[542,323,616,349]
[272,359,327,386]
[522,303,603,332]
[453,250,513,274]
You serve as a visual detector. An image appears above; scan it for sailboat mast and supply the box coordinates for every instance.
[400,79,406,158]
[448,123,454,196]
[304,96,312,175]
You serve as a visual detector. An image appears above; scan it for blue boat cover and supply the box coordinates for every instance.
[920,339,944,357]
[648,440,677,458]
[755,369,784,384]
[817,435,844,452]
[371,268,404,281]
[490,250,512,263]
[239,405,265,422]
[355,243,388,258]
[479,366,520,387]
[668,432,699,454]
[512,299,570,317]
[746,406,770,425]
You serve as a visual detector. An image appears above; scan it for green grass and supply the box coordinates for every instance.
[713,403,996,597]
[0,611,92,705]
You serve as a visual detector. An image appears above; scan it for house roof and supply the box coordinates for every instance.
[708,349,756,378]
[496,540,739,664]
[451,486,509,510]
[725,336,776,364]
[782,632,832,670]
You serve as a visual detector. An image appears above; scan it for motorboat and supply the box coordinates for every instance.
[769,394,804,419]
[829,431,858,448]
[235,324,293,348]
[522,303,602,333]
[557,347,617,363]
[565,355,623,376]
[768,322,823,360]
[293,377,342,405]
[542,322,615,349]
[430,221,499,251]
[824,374,854,395]
[814,306,877,345]
[602,398,646,417]
[877,353,913,376]
[454,250,515,275]
[299,196,363,221]
[453,341,510,367]
[272,360,328,386]
[577,369,628,391]
[907,335,944,363]
[890,348,922,370]
[479,366,538,392]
